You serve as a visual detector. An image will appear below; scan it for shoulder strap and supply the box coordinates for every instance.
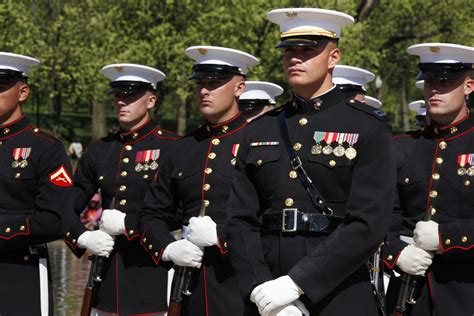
[277,110,331,215]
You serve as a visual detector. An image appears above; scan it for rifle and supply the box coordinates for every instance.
[168,202,206,316]
[392,210,432,316]
[80,197,114,316]
[369,243,386,316]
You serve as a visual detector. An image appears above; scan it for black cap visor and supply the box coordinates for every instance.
[337,84,366,94]
[239,99,271,114]
[276,36,336,48]
[189,64,244,80]
[417,63,473,81]
[0,69,26,83]
[108,81,155,95]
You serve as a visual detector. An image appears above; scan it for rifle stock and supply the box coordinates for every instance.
[168,301,182,316]
[80,287,93,316]
[80,255,106,316]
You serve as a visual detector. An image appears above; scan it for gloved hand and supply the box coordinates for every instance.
[187,216,218,247]
[162,239,204,268]
[251,276,304,316]
[77,230,115,257]
[414,220,440,251]
[396,244,434,275]
[100,209,126,236]
[268,299,309,316]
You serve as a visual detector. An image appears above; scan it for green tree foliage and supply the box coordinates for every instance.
[0,0,472,142]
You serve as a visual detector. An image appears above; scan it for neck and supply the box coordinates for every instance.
[0,106,23,126]
[120,114,150,132]
[293,76,335,100]
[432,105,469,127]
[206,104,240,125]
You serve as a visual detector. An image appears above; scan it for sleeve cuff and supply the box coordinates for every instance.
[382,236,406,269]
[439,222,474,253]
[124,213,140,241]
[216,224,228,255]
[140,229,167,265]
[0,217,29,240]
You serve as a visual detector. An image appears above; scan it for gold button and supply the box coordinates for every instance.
[461,236,468,243]
[15,173,20,179]
[208,152,216,159]
[222,125,229,133]
[5,227,11,233]
[132,132,139,139]
[143,237,147,243]
[204,200,210,207]
[99,176,104,181]
[438,141,447,150]
[204,168,213,174]
[387,255,393,261]
[436,157,443,164]
[293,143,302,151]
[432,173,440,180]
[464,180,471,187]
[66,232,71,237]
[445,239,451,245]
[120,171,128,177]
[122,157,130,163]
[24,255,29,261]
[404,177,410,183]
[178,172,183,177]
[119,199,127,206]
[143,174,149,179]
[350,99,355,104]
[33,128,39,132]
[256,159,263,166]
[223,242,228,248]
[289,171,297,179]
[148,244,153,250]
[128,230,134,235]
[119,185,127,192]
[212,139,220,145]
[450,126,458,134]
[431,207,437,215]
[154,252,159,257]
[203,183,211,191]
[20,225,25,231]
[329,160,336,167]
[125,145,132,151]
[157,130,163,135]
[299,118,308,126]
[284,198,294,207]
[3,128,10,134]
[429,190,438,198]
[72,239,76,244]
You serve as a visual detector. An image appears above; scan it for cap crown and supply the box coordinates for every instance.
[240,81,284,104]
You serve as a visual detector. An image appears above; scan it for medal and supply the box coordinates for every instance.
[312,131,326,155]
[457,154,472,176]
[231,158,236,166]
[135,163,143,172]
[143,163,150,171]
[345,133,359,160]
[468,166,474,176]
[19,160,28,168]
[311,144,322,155]
[345,147,357,160]
[458,167,467,176]
[12,147,31,169]
[11,160,19,168]
[150,161,159,170]
[333,145,345,157]
[322,145,333,155]
[322,132,336,155]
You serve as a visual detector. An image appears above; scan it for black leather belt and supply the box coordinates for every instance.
[261,208,344,234]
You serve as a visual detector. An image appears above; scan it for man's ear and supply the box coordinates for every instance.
[328,47,340,70]
[147,93,157,110]
[464,75,473,96]
[18,83,30,103]
[234,79,246,98]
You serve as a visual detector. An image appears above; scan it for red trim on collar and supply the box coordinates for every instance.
[214,121,247,139]
[0,114,26,127]
[438,112,470,131]
[0,125,31,140]
[121,119,151,136]
[207,112,242,128]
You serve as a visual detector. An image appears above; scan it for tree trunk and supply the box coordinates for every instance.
[400,77,410,132]
[177,94,187,135]
[91,99,107,140]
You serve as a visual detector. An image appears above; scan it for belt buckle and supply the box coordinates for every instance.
[290,157,302,170]
[282,208,298,232]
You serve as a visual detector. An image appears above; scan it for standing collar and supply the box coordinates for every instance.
[0,115,30,139]
[205,113,247,137]
[426,112,473,138]
[119,119,156,142]
[290,85,347,115]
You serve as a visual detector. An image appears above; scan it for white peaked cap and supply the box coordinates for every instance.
[333,65,375,88]
[185,46,259,75]
[267,8,354,39]
[100,63,166,89]
[240,81,284,104]
[415,80,424,89]
[407,43,474,64]
[364,96,382,109]
[409,100,427,116]
[0,52,40,76]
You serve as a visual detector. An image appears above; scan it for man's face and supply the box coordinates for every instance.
[0,80,28,120]
[113,90,156,126]
[194,76,244,120]
[282,42,339,89]
[424,75,472,120]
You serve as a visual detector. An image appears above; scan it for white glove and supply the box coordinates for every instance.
[100,209,126,236]
[396,244,434,276]
[77,230,114,257]
[268,300,309,316]
[187,216,218,247]
[414,220,440,251]
[251,276,304,316]
[162,239,204,268]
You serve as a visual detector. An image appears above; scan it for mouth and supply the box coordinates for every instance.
[200,100,212,106]
[429,98,442,104]
[287,67,305,74]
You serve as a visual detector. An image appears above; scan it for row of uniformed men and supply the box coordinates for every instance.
[1,6,473,316]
